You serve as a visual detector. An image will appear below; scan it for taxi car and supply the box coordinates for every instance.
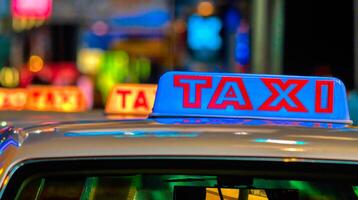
[0,72,358,200]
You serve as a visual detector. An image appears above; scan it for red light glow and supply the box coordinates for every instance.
[12,0,52,19]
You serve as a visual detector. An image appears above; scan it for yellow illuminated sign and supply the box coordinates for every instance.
[106,84,157,115]
[26,86,87,112]
[0,86,87,112]
[0,88,27,110]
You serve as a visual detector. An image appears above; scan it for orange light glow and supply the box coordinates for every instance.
[2,175,9,188]
[105,84,157,115]
[28,55,44,72]
[26,86,87,112]
[0,88,28,110]
[282,148,305,152]
[283,158,299,162]
[197,1,214,17]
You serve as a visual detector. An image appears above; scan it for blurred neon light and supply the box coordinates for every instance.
[235,20,250,67]
[97,51,130,100]
[26,86,87,112]
[11,0,52,19]
[105,84,157,115]
[0,138,18,152]
[235,30,250,65]
[0,88,27,110]
[46,62,79,85]
[188,15,222,51]
[96,50,152,101]
[110,10,169,28]
[77,48,104,75]
[225,8,241,32]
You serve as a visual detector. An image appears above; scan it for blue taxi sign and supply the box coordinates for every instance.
[151,72,351,124]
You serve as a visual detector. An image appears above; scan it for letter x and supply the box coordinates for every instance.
[259,78,308,112]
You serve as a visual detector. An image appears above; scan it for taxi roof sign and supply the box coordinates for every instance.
[152,72,351,124]
[0,86,88,112]
[105,84,157,115]
[26,86,87,112]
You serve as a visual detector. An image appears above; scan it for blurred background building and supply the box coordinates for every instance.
[0,0,356,109]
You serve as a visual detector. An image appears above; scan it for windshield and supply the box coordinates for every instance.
[5,158,358,200]
[14,174,358,200]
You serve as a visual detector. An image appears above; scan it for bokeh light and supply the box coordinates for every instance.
[28,55,44,72]
[11,0,52,19]
[1,121,7,127]
[91,21,109,36]
[77,48,103,75]
[0,67,19,88]
[197,1,214,17]
[188,15,222,51]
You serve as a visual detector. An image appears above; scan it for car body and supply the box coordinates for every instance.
[0,72,357,199]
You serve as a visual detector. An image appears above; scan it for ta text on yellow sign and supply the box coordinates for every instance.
[106,84,157,115]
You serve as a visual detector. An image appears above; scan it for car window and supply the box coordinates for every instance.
[14,174,358,200]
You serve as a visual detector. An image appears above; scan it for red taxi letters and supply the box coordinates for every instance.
[174,75,334,113]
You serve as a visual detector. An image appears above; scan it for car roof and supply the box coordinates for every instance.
[3,119,358,162]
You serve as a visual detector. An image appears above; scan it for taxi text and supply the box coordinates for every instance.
[174,75,334,113]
